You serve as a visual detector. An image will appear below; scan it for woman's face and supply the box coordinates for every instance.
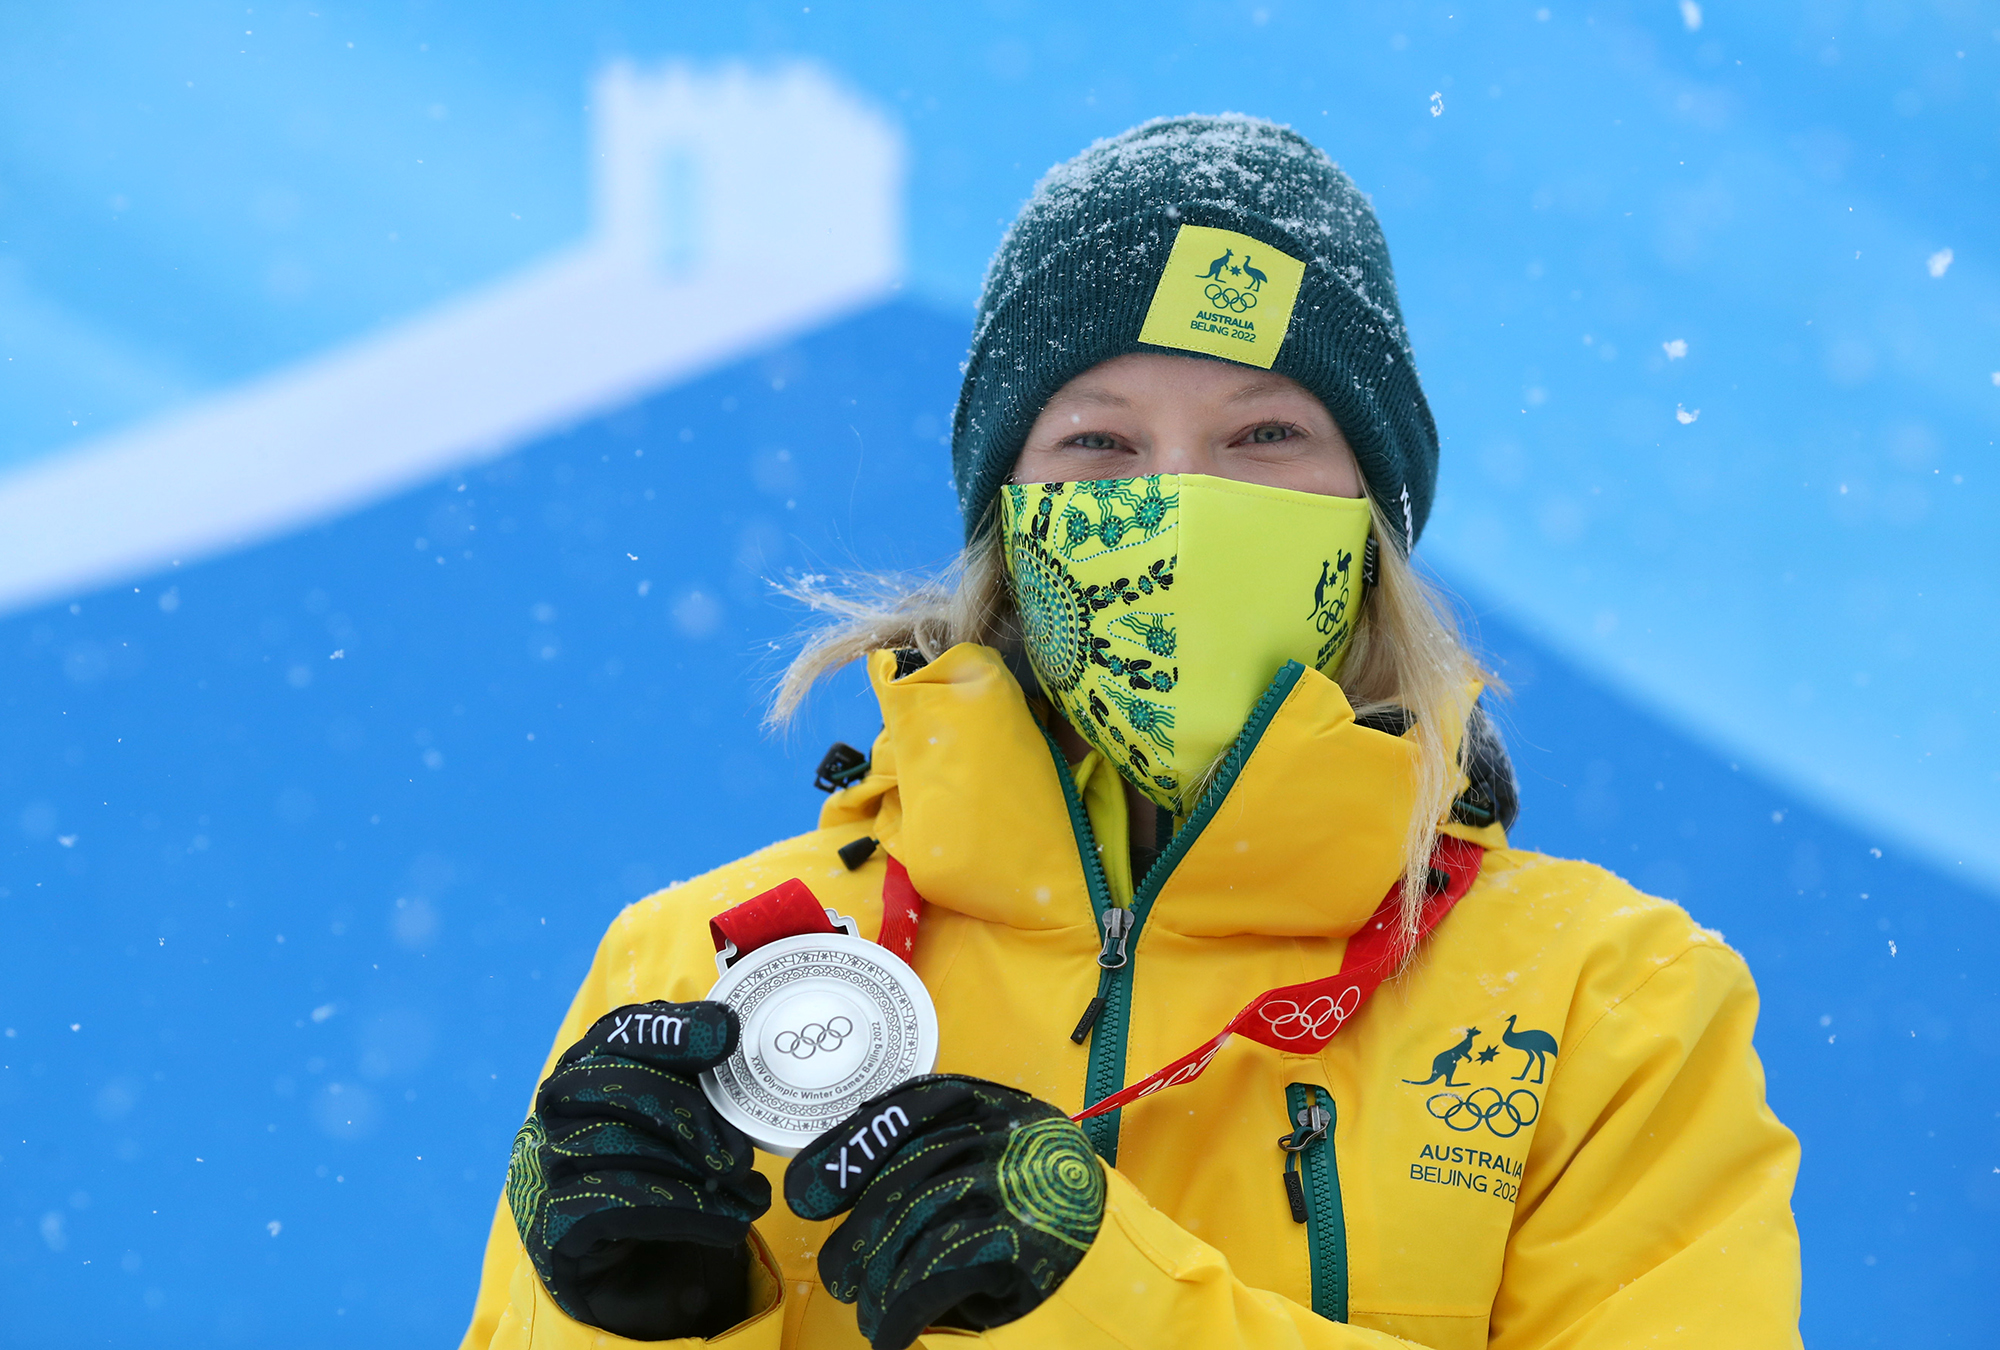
[1012,352,1363,498]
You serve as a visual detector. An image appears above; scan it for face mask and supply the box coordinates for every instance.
[1001,474,1373,815]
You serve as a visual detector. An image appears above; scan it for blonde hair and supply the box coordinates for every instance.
[770,495,1488,946]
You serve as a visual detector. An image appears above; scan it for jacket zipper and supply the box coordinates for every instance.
[1281,1083,1348,1323]
[1069,908,1132,1044]
[1042,661,1308,1165]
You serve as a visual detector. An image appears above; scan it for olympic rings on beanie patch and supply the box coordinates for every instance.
[1203,280,1258,313]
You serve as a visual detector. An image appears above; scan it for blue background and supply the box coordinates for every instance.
[2,3,1997,1345]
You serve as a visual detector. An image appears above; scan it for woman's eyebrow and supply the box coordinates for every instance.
[1222,378,1301,405]
[1045,387,1131,411]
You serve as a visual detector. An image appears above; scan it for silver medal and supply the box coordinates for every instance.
[699,914,938,1156]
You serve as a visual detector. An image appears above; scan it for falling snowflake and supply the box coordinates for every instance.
[1662,339,1688,360]
[1429,92,1443,117]
[1675,405,1700,424]
[1927,248,1953,278]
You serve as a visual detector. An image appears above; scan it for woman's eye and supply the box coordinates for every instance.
[1070,432,1120,450]
[1246,424,1293,444]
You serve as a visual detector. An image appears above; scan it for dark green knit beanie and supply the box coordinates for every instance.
[951,114,1438,550]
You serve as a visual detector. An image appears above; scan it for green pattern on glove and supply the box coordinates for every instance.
[505,1113,551,1248]
[997,1115,1104,1250]
[784,1075,1105,1350]
[505,1001,771,1337]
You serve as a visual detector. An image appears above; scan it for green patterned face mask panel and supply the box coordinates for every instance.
[1001,474,1373,813]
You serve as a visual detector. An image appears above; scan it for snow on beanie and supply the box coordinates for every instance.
[950,114,1439,550]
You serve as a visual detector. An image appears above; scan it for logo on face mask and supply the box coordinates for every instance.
[1308,550,1358,670]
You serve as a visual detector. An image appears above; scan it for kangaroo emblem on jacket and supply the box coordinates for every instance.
[1403,1026,1479,1088]
[1406,1015,1562,1147]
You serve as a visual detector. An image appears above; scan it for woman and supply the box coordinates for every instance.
[462,116,1801,1350]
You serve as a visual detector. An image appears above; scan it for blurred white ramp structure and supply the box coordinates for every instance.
[0,60,904,616]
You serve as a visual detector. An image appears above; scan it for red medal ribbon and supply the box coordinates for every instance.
[710,835,1483,1123]
[1072,833,1484,1122]
[708,876,837,957]
[876,856,924,961]
[709,855,926,967]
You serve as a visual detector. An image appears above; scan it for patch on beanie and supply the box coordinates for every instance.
[1137,224,1305,370]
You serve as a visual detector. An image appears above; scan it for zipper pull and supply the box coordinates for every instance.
[1279,1090,1333,1150]
[1283,1165,1309,1223]
[1277,1089,1333,1224]
[1070,994,1105,1045]
[1296,1098,1333,1141]
[1096,907,1133,968]
[1071,909,1133,1044]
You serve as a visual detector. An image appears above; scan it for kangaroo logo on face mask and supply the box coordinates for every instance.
[1002,474,1372,814]
[1308,550,1360,670]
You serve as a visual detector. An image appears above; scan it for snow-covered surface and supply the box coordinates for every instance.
[0,60,902,617]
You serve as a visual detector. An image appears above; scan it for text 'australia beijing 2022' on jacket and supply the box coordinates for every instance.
[460,644,1802,1350]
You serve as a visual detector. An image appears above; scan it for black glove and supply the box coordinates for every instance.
[506,1000,773,1340]
[784,1075,1106,1350]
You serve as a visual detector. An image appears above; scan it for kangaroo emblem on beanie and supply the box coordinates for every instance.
[950,115,1440,552]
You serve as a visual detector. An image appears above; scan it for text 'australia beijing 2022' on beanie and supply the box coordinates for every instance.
[950,114,1440,551]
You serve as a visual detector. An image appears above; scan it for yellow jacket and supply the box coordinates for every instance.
[461,645,1801,1349]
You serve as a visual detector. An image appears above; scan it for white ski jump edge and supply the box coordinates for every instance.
[0,60,905,617]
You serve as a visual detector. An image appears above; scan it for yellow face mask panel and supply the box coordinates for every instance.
[1001,474,1373,814]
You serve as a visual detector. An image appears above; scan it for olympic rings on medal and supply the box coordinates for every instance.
[1257,986,1360,1043]
[1203,281,1258,313]
[772,1016,854,1060]
[1424,1086,1541,1138]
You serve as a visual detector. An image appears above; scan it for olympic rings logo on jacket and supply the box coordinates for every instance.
[1426,1086,1542,1139]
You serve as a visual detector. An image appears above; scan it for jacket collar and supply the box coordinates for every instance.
[839,643,1474,942]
